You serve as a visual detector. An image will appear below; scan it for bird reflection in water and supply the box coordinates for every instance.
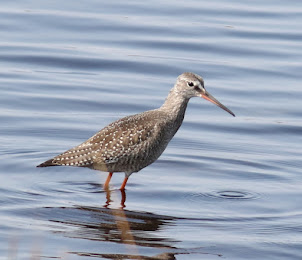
[103,187,126,209]
[32,184,221,259]
[102,187,139,257]
[97,188,220,259]
[69,187,180,259]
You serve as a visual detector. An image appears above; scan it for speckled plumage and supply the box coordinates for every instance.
[37,72,235,189]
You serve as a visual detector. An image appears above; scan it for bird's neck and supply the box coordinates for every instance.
[160,87,190,123]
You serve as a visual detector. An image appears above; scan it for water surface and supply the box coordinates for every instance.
[1,0,302,259]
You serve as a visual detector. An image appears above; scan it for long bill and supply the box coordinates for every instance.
[202,91,235,117]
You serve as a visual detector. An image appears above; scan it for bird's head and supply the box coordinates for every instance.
[176,72,235,117]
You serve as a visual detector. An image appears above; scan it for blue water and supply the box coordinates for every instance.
[1,0,302,259]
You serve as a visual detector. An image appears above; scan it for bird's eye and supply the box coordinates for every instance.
[187,82,194,87]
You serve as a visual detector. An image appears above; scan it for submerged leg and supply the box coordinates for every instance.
[120,177,129,190]
[104,172,113,189]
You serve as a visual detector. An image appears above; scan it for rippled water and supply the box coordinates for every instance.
[1,0,302,259]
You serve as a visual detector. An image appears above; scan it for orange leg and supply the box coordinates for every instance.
[104,172,113,189]
[120,177,129,190]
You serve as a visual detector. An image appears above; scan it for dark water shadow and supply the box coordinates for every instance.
[31,187,222,259]
[40,202,177,248]
[37,205,179,259]
[70,251,178,259]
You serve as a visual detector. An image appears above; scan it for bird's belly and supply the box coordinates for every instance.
[92,139,169,174]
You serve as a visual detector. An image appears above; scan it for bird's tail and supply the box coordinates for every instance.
[36,159,57,167]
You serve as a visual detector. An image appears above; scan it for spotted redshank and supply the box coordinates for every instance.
[37,72,235,190]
